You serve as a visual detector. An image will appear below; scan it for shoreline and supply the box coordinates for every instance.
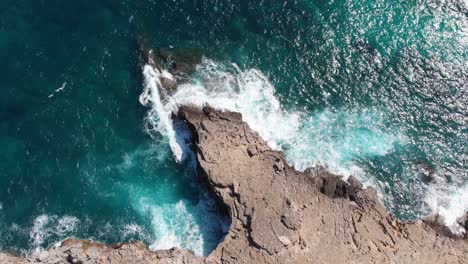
[2,106,466,263]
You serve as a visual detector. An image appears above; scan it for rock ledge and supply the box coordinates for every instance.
[1,107,467,264]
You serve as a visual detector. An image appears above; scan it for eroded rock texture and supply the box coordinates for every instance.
[0,107,466,264]
[0,238,201,264]
[181,107,467,264]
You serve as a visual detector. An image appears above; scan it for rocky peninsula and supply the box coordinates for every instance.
[1,105,467,263]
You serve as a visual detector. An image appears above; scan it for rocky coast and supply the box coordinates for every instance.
[1,105,467,264]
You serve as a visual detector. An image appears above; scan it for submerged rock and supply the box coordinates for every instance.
[156,48,202,75]
[137,39,203,99]
[136,34,202,77]
[457,212,468,238]
[2,107,467,263]
[419,162,437,183]
[159,76,177,92]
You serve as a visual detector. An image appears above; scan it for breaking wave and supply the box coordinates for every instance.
[141,57,467,236]
[29,215,79,253]
[140,64,192,163]
[143,58,399,177]
[426,182,468,234]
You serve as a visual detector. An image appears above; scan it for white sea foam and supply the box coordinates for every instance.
[30,215,50,250]
[138,58,401,254]
[147,58,397,178]
[426,182,468,234]
[166,60,300,150]
[29,215,79,252]
[140,64,192,163]
[120,223,152,241]
[48,82,67,98]
[141,57,467,243]
[137,200,204,256]
[129,178,227,256]
[56,216,80,235]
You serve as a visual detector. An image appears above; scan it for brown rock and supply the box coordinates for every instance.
[157,48,202,75]
[2,107,467,264]
[247,146,258,157]
[159,76,177,92]
[177,107,468,264]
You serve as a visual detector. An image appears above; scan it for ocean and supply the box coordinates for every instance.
[0,0,467,256]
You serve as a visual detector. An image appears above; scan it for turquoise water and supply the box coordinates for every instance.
[1,0,467,255]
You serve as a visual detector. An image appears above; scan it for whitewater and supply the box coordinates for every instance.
[141,57,468,237]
